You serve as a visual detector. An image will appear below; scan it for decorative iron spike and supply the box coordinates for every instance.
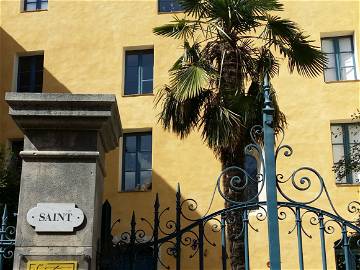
[154,193,160,209]
[131,211,136,226]
[176,183,181,201]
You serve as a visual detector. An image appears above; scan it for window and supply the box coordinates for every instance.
[331,123,360,183]
[321,36,357,82]
[122,133,152,191]
[124,50,154,95]
[159,0,183,12]
[17,55,44,93]
[24,0,48,11]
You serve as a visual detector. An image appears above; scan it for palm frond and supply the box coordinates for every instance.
[201,97,243,150]
[156,86,211,138]
[171,64,214,101]
[153,16,200,39]
[179,0,209,18]
[240,0,284,14]
[261,15,300,44]
[254,47,279,78]
[284,35,326,77]
[262,15,326,77]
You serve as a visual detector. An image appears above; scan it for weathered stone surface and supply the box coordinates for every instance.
[5,92,122,152]
[6,93,122,270]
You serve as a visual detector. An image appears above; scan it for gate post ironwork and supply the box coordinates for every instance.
[0,205,7,270]
[263,74,281,269]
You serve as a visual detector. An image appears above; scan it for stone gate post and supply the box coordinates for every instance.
[5,93,122,270]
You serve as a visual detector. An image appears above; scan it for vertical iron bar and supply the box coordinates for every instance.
[318,213,327,270]
[295,208,304,270]
[153,194,160,270]
[342,224,351,270]
[198,222,204,270]
[221,214,227,270]
[130,211,136,270]
[176,184,181,270]
[0,205,6,270]
[263,73,282,269]
[243,210,250,270]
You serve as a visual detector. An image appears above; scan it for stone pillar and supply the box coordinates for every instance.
[5,93,122,270]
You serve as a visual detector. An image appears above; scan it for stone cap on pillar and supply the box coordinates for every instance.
[5,93,122,152]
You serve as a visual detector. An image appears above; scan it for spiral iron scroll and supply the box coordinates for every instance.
[0,225,16,259]
[216,125,265,205]
[275,127,360,224]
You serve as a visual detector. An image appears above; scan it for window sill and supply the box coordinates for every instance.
[335,183,360,186]
[119,189,152,193]
[122,93,154,97]
[158,10,184,14]
[324,79,360,84]
[21,9,48,13]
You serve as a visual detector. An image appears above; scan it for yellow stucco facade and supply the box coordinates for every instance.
[0,0,360,269]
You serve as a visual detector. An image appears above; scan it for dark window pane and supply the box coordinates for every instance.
[140,134,152,151]
[17,55,43,93]
[18,72,31,90]
[140,171,152,186]
[142,81,153,94]
[18,57,32,72]
[24,0,47,10]
[126,54,139,67]
[142,66,153,81]
[124,50,153,96]
[125,67,139,82]
[124,153,136,171]
[159,0,183,12]
[124,172,136,191]
[122,132,152,191]
[142,54,153,73]
[125,65,139,94]
[143,64,153,81]
[138,152,151,170]
[125,136,136,152]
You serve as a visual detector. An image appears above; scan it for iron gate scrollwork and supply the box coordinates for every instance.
[0,205,16,270]
[100,74,360,270]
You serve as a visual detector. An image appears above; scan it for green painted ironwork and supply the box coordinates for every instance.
[0,205,16,270]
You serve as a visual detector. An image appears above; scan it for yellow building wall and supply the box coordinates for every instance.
[0,0,359,269]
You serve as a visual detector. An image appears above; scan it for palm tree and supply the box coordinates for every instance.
[153,0,325,269]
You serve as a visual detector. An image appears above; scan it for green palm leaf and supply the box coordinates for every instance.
[262,15,326,77]
[153,16,200,39]
[171,64,214,101]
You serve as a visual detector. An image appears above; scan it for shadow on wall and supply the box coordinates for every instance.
[0,28,70,93]
[0,28,71,140]
[102,169,232,270]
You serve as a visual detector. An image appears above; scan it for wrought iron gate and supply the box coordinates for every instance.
[100,75,360,270]
[0,205,16,270]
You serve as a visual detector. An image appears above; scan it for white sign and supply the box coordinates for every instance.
[27,203,85,232]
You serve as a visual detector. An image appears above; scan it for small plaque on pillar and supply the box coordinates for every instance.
[26,203,85,232]
[27,261,78,270]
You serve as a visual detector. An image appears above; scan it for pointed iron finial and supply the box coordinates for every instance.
[176,183,181,200]
[154,193,160,209]
[131,211,136,225]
